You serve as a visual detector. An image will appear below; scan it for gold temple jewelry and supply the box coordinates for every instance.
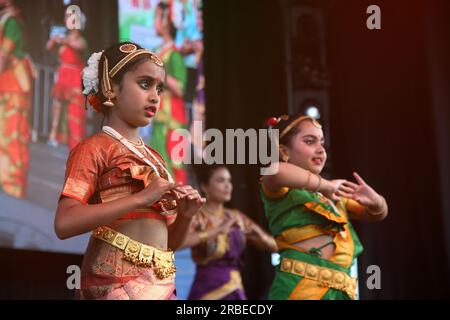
[100,46,163,108]
[92,226,176,279]
[101,56,114,107]
[109,49,164,77]
[280,116,322,139]
[279,257,357,299]
[119,43,137,53]
[159,198,177,210]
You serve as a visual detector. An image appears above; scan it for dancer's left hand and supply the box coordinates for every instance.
[336,172,383,212]
[176,185,205,219]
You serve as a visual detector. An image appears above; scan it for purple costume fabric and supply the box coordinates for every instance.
[188,226,247,300]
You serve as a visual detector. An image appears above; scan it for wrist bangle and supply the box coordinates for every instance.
[198,231,208,243]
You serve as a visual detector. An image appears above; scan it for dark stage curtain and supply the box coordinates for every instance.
[204,0,450,299]
[203,0,288,299]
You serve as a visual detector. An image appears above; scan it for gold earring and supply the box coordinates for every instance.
[103,91,114,107]
[282,154,289,162]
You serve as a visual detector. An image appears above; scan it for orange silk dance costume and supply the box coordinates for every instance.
[60,132,179,300]
[60,132,177,224]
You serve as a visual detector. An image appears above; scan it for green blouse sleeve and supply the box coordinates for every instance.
[2,17,25,59]
[167,51,187,94]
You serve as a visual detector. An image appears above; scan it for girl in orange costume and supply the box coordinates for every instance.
[54,42,205,299]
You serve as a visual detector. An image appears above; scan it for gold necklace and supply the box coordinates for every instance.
[102,126,174,183]
[201,205,225,219]
[127,137,144,148]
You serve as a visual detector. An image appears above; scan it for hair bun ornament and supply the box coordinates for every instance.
[267,117,280,127]
[267,115,290,128]
[267,117,280,141]
[82,51,104,95]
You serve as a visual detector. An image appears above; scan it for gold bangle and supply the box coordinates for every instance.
[314,175,322,193]
[198,231,208,243]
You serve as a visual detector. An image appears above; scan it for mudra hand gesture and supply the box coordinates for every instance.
[337,172,385,212]
[173,185,205,219]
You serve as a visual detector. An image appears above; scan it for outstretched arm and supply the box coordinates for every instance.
[261,162,347,201]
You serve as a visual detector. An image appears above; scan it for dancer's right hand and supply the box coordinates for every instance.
[134,175,175,207]
[323,179,348,201]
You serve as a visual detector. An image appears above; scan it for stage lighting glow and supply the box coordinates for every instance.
[305,106,320,119]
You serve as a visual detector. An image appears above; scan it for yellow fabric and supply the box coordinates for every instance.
[289,278,329,300]
[276,202,356,270]
[304,201,348,224]
[277,224,333,244]
[260,182,289,199]
[342,197,366,217]
[328,202,355,269]
[197,233,229,265]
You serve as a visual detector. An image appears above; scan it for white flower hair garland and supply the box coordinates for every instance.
[82,51,103,95]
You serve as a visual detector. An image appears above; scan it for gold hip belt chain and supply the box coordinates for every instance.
[92,226,176,280]
[280,257,357,299]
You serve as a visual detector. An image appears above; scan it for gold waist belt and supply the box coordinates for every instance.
[280,257,357,299]
[92,226,176,280]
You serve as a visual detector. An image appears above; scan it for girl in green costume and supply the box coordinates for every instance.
[150,1,188,184]
[260,115,388,300]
